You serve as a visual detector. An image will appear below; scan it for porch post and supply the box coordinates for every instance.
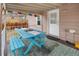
[0,3,2,56]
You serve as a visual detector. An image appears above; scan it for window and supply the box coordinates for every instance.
[50,13,57,24]
[37,16,40,25]
[36,16,41,25]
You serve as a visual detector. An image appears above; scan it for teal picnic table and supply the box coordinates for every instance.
[9,36,25,56]
[15,28,46,55]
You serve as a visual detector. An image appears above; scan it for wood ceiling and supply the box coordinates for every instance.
[6,3,63,14]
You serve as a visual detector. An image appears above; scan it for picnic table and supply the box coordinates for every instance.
[9,28,47,55]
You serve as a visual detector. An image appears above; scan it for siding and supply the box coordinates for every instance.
[59,4,79,43]
[42,4,79,44]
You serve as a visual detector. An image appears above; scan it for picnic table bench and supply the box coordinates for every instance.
[9,36,25,56]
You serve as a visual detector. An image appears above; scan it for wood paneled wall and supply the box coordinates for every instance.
[59,4,79,43]
[42,12,48,33]
[40,4,79,44]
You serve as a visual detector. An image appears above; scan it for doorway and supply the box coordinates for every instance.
[48,9,59,37]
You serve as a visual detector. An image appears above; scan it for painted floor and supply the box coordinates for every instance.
[2,30,79,56]
[8,38,79,56]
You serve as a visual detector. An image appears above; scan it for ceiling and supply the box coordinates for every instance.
[6,3,63,14]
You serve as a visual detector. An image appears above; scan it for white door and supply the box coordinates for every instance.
[48,9,59,37]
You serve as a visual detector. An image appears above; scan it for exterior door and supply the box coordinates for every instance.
[48,9,59,37]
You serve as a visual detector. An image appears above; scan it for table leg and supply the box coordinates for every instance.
[24,42,33,55]
[12,50,16,56]
[32,40,41,48]
[18,48,24,56]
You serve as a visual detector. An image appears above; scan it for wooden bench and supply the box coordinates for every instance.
[9,36,25,56]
